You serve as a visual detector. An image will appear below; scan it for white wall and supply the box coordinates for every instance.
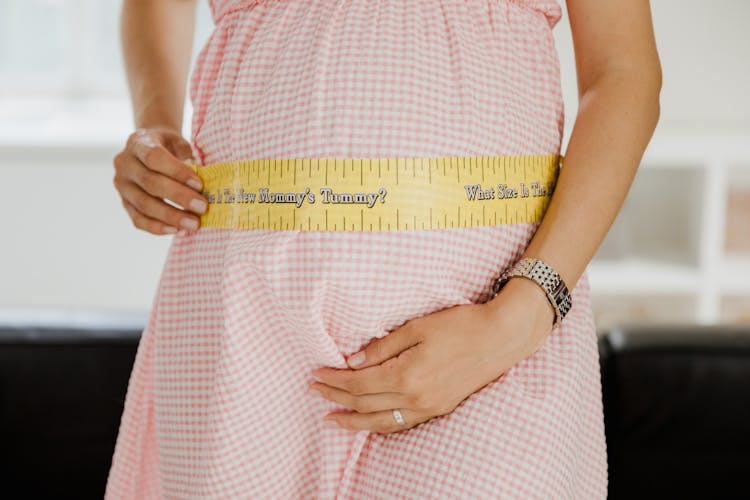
[554,0,750,145]
[1,0,749,312]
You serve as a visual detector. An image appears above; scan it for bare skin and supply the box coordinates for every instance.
[311,0,662,434]
[112,0,205,235]
[115,0,661,435]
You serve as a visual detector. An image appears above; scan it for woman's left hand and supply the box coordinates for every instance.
[309,276,557,434]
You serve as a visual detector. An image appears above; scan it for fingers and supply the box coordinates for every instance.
[165,134,196,162]
[126,129,203,192]
[308,381,409,414]
[346,324,422,369]
[117,178,202,232]
[120,196,180,236]
[113,128,209,235]
[324,407,434,434]
[309,380,434,434]
[116,151,206,214]
[312,342,421,395]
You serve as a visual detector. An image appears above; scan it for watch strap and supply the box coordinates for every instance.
[490,257,572,326]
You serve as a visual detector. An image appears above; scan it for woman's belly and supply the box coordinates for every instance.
[105,3,608,498]
[178,0,568,356]
[189,0,564,165]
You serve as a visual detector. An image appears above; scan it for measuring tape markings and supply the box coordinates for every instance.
[187,154,562,231]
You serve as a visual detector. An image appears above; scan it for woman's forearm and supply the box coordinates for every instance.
[520,69,662,294]
[121,0,197,131]
[488,68,661,319]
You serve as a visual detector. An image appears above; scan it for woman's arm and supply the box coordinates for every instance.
[113,0,208,236]
[487,0,663,325]
[305,1,662,432]
[121,0,197,130]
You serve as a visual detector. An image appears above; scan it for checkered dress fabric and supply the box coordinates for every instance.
[105,0,608,498]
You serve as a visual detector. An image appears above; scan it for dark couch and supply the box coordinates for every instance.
[599,324,750,500]
[1,309,748,499]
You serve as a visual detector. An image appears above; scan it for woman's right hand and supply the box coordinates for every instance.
[113,127,208,235]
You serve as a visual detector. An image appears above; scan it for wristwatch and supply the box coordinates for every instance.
[490,257,572,327]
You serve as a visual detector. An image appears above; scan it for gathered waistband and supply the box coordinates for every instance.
[187,154,562,231]
[210,0,563,28]
[211,0,262,24]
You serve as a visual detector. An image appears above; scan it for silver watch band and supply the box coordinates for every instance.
[489,257,572,326]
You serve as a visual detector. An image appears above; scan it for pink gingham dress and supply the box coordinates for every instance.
[105,0,608,498]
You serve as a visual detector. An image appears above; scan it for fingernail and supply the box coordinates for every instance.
[323,419,338,429]
[186,177,202,191]
[347,351,365,367]
[307,384,319,395]
[181,218,199,230]
[164,226,178,234]
[190,198,207,214]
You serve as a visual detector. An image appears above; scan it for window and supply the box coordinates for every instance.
[0,0,215,144]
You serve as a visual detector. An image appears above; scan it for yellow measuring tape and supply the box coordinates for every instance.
[187,154,561,231]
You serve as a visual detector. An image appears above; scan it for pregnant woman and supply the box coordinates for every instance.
[107,0,661,498]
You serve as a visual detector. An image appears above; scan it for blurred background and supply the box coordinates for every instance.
[0,0,748,330]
